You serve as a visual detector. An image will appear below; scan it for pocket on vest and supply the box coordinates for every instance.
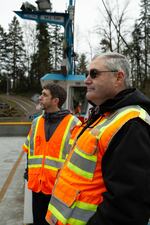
[53,179,79,207]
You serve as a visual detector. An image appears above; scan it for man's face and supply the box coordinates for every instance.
[39,89,56,112]
[84,57,118,106]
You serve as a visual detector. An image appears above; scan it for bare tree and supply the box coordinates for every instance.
[22,21,37,78]
[95,0,130,53]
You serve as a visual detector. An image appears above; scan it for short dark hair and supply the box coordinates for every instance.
[42,83,67,108]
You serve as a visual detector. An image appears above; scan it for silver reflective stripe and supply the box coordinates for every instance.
[28,158,42,165]
[139,108,150,125]
[70,151,96,173]
[30,116,41,155]
[50,196,95,222]
[61,116,80,159]
[144,113,150,125]
[108,105,141,118]
[45,158,64,168]
[24,137,29,148]
[28,157,64,169]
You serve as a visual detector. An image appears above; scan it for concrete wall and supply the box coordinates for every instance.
[0,122,31,137]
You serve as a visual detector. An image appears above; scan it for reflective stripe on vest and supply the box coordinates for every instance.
[48,197,97,225]
[23,131,31,152]
[29,116,40,155]
[60,116,81,159]
[46,106,150,225]
[68,146,97,179]
[69,120,82,146]
[28,156,64,170]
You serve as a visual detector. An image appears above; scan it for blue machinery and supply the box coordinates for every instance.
[14,0,85,82]
[14,0,87,115]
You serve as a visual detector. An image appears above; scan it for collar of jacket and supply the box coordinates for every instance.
[43,110,71,122]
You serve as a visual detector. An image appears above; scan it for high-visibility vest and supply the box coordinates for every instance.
[46,105,150,225]
[22,114,81,194]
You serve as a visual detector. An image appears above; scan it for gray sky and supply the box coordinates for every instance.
[0,0,141,54]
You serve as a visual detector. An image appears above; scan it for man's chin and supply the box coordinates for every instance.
[86,94,97,106]
[86,93,94,101]
[39,104,45,110]
[36,104,43,110]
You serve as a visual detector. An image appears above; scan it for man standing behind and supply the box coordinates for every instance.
[23,83,81,225]
[46,52,150,225]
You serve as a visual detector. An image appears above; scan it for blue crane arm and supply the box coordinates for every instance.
[14,1,74,75]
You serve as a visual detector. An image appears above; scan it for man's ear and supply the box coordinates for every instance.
[117,70,125,81]
[116,70,125,82]
[53,97,59,106]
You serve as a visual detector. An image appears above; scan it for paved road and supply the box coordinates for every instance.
[0,94,37,118]
[0,137,26,225]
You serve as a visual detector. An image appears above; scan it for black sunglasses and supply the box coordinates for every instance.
[86,69,118,79]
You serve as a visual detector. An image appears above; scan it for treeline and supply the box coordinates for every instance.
[96,0,150,94]
[0,0,149,95]
[0,16,87,94]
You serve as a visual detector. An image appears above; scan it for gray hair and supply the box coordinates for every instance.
[94,52,132,88]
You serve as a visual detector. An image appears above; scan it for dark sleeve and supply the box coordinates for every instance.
[87,118,150,225]
[24,154,28,180]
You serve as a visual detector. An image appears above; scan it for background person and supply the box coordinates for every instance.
[74,101,82,115]
[46,52,150,225]
[23,83,81,225]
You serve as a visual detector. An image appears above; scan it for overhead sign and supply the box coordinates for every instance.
[14,11,67,26]
[40,14,65,24]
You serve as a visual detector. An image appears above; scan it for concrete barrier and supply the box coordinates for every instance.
[0,122,31,137]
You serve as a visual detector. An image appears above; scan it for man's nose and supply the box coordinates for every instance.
[84,74,92,84]
[39,95,42,100]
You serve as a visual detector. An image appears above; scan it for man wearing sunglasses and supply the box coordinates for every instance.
[46,52,150,225]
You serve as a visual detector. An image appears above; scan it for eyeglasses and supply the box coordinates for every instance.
[86,69,118,79]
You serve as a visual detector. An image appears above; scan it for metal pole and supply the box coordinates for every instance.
[69,0,73,6]
[6,74,9,95]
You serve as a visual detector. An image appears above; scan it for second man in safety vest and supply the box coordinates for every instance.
[23,83,81,225]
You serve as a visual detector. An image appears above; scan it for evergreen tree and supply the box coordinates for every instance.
[128,0,150,90]
[49,25,64,71]
[7,16,26,91]
[0,25,7,92]
[76,53,88,75]
[138,0,150,87]
[131,23,143,88]
[0,25,6,71]
[30,22,51,90]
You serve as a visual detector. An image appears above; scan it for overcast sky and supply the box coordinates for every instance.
[0,0,141,55]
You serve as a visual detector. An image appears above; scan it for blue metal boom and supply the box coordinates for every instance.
[14,0,75,75]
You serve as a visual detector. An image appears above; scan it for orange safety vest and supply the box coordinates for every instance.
[22,114,81,194]
[46,106,150,225]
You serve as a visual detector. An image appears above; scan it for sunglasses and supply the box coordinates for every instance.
[86,69,118,79]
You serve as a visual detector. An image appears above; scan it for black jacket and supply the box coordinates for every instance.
[43,110,71,141]
[86,88,150,225]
